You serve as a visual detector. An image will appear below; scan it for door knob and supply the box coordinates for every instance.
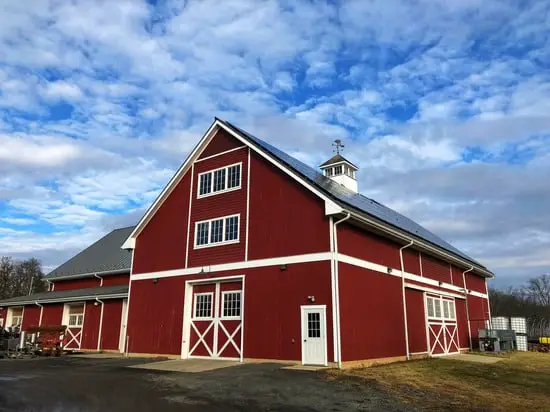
[303,339,307,342]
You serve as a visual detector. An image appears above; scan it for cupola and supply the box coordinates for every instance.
[319,139,359,193]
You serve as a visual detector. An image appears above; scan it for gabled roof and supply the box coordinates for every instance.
[319,154,358,169]
[219,120,490,274]
[48,226,134,280]
[0,284,128,307]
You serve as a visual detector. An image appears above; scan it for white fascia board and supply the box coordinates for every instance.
[0,293,128,307]
[319,160,358,171]
[325,202,344,216]
[47,268,130,282]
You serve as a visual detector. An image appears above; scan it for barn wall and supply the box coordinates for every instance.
[187,147,248,267]
[467,295,490,339]
[54,277,100,291]
[100,300,123,351]
[133,171,192,274]
[81,301,101,350]
[102,273,130,287]
[21,305,41,330]
[403,250,422,276]
[465,273,487,293]
[405,288,428,354]
[247,151,330,259]
[338,262,406,361]
[0,308,6,327]
[421,254,452,284]
[127,261,333,361]
[127,276,186,355]
[198,129,244,159]
[455,298,470,348]
[452,266,465,288]
[41,304,64,327]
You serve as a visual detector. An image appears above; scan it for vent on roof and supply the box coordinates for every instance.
[319,141,358,193]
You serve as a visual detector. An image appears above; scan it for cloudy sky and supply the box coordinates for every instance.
[0,0,548,286]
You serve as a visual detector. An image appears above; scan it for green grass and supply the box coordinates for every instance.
[328,352,550,411]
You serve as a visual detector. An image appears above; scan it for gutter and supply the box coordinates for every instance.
[462,266,474,350]
[96,298,105,351]
[46,268,130,282]
[399,241,414,360]
[35,302,44,327]
[331,212,351,368]
[342,210,493,278]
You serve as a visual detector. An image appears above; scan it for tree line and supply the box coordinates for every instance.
[0,257,46,300]
[490,274,550,337]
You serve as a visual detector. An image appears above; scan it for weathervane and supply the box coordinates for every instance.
[332,139,344,155]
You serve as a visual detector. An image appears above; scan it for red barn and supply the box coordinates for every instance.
[0,227,132,353]
[120,118,494,367]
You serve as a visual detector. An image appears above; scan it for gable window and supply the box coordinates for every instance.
[194,293,213,318]
[194,214,240,248]
[222,291,241,319]
[197,163,242,198]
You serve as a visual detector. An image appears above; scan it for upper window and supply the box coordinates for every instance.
[195,214,240,248]
[10,308,23,327]
[426,296,456,321]
[222,291,242,318]
[194,293,213,318]
[198,163,242,197]
[67,304,84,328]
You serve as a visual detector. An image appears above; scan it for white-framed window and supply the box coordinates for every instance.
[194,214,240,248]
[334,165,342,175]
[194,293,213,319]
[67,304,85,328]
[197,163,242,198]
[68,314,84,327]
[426,296,456,321]
[9,307,23,327]
[221,291,242,319]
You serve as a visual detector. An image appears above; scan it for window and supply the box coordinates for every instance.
[10,308,23,327]
[222,291,241,318]
[194,215,240,248]
[197,163,241,197]
[307,312,321,338]
[426,296,456,321]
[194,293,213,318]
[68,314,84,327]
[66,304,84,327]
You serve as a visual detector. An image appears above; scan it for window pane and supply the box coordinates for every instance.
[334,165,342,175]
[210,219,223,243]
[307,312,321,338]
[223,292,241,318]
[196,222,209,245]
[449,302,456,320]
[225,216,239,241]
[227,165,241,189]
[213,169,226,192]
[427,298,434,317]
[194,294,212,318]
[199,173,212,196]
[443,301,450,319]
[434,299,442,318]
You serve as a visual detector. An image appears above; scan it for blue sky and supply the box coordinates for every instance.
[0,0,549,286]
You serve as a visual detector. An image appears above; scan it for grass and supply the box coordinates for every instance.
[327,352,550,411]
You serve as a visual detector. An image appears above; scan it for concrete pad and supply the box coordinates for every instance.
[446,353,503,364]
[71,353,125,359]
[129,358,241,373]
[282,364,331,371]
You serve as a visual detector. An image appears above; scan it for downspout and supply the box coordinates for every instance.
[462,266,474,350]
[332,212,351,369]
[35,302,44,327]
[399,240,414,360]
[94,274,104,287]
[96,298,105,351]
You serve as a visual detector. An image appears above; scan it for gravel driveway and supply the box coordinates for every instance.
[0,356,412,411]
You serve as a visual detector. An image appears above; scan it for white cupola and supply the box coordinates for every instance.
[319,140,359,193]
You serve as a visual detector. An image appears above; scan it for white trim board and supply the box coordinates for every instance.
[129,252,488,300]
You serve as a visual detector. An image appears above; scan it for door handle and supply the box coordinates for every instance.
[303,339,307,342]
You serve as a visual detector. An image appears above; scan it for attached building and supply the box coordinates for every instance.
[0,227,133,353]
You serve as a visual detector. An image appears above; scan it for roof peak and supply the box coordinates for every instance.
[319,153,358,169]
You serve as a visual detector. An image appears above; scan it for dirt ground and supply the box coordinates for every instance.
[0,356,412,411]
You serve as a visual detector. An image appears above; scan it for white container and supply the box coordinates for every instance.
[516,335,528,351]
[510,317,527,334]
[491,316,510,330]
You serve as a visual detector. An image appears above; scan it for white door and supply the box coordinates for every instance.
[301,305,327,366]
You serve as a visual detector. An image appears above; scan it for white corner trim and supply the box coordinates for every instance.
[325,202,343,216]
[244,148,251,261]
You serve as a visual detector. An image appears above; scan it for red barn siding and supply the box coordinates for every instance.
[339,262,405,361]
[102,273,130,286]
[248,152,330,260]
[338,223,401,269]
[187,148,248,267]
[100,300,123,351]
[41,304,64,327]
[405,288,428,354]
[452,266,465,288]
[198,129,244,159]
[81,302,101,350]
[21,306,41,330]
[127,276,186,355]
[465,273,487,293]
[455,299,470,349]
[54,277,100,291]
[0,308,6,326]
[421,254,452,284]
[133,172,192,274]
[403,250,421,275]
[467,296,490,339]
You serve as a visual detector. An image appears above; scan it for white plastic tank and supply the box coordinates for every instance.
[491,316,510,330]
[516,335,528,351]
[510,317,527,334]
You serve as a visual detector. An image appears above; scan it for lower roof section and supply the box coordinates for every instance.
[0,284,128,307]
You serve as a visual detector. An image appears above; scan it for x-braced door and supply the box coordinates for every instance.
[426,295,460,356]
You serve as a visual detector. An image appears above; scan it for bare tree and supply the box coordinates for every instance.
[0,257,45,299]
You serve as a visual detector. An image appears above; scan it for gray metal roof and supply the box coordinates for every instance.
[220,119,486,270]
[319,154,358,169]
[47,226,135,279]
[0,284,128,306]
